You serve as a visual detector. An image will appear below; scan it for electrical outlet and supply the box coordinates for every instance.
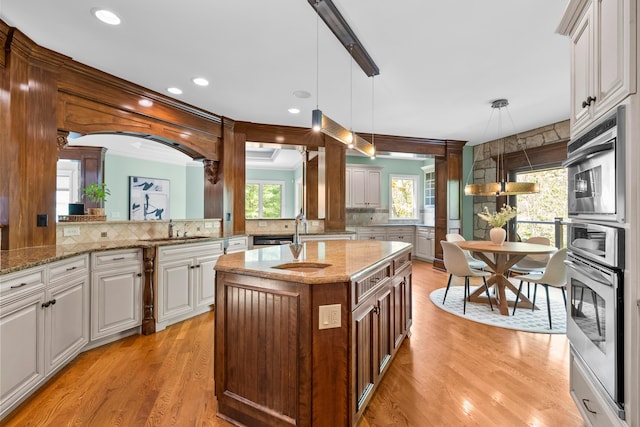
[101,231,108,238]
[311,221,319,227]
[258,221,267,227]
[205,221,213,229]
[318,304,341,330]
[63,226,80,237]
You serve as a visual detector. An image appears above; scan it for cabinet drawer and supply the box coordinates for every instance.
[0,267,45,296]
[49,255,89,282]
[92,249,142,270]
[393,251,412,273]
[225,236,248,254]
[352,263,391,308]
[570,353,622,426]
[159,241,224,260]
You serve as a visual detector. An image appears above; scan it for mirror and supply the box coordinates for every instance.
[245,142,325,219]
[58,134,204,221]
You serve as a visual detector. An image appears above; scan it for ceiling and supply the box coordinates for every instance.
[1,0,570,146]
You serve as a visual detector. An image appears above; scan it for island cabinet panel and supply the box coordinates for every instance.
[214,242,412,427]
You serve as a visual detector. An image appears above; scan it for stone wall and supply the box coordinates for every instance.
[469,120,569,240]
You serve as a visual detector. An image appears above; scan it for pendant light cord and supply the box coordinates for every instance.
[315,1,319,109]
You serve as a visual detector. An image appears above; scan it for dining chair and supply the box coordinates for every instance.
[445,233,488,270]
[440,241,493,314]
[512,248,568,329]
[509,236,554,297]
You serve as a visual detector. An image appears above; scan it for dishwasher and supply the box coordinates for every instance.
[251,234,294,249]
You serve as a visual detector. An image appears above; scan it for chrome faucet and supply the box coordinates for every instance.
[168,219,175,238]
[289,210,307,260]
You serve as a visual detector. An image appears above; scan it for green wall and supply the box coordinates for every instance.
[346,155,428,209]
[104,154,204,220]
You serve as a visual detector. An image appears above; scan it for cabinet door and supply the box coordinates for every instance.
[345,167,352,207]
[91,267,141,340]
[352,301,376,413]
[415,230,429,259]
[46,275,90,373]
[594,0,636,117]
[0,291,46,417]
[571,7,593,131]
[365,169,382,207]
[375,286,393,375]
[195,254,219,309]
[157,259,194,322]
[350,168,368,207]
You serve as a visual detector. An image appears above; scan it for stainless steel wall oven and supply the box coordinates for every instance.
[566,222,625,419]
[563,105,625,223]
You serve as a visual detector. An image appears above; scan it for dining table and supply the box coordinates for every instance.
[455,240,557,316]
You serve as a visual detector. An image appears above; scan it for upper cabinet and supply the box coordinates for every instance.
[346,165,383,208]
[559,0,637,135]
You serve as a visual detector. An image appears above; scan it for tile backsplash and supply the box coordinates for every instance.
[56,219,222,244]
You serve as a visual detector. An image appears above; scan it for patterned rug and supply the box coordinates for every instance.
[429,284,567,334]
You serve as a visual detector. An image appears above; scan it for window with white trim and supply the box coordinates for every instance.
[245,180,285,219]
[389,174,419,219]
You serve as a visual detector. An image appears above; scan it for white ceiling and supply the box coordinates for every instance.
[1,0,570,146]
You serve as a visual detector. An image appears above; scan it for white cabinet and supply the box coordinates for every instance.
[1,255,89,420]
[156,240,224,330]
[346,165,383,208]
[385,226,415,252]
[560,0,636,134]
[90,249,142,341]
[355,227,387,241]
[415,226,435,261]
[299,234,355,242]
[225,236,248,254]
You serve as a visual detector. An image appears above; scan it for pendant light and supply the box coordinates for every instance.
[464,99,539,197]
[310,0,376,157]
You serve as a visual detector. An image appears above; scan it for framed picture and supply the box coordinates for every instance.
[129,176,170,220]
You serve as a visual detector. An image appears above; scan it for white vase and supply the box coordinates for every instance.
[489,227,506,245]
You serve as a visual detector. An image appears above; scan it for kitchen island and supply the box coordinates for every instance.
[214,240,413,427]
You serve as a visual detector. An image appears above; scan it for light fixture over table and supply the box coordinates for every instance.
[309,0,377,158]
[464,99,539,197]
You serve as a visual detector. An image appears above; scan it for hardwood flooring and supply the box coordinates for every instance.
[1,260,584,427]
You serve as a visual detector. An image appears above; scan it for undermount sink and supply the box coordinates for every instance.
[271,262,332,273]
[140,236,211,242]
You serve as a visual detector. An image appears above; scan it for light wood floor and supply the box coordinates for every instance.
[1,260,584,427]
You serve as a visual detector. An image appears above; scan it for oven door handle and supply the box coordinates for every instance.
[562,141,614,168]
[565,260,612,287]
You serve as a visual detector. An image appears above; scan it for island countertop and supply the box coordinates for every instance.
[214,239,412,284]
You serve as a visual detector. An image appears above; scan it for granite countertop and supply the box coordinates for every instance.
[214,240,412,285]
[249,230,356,236]
[0,236,224,275]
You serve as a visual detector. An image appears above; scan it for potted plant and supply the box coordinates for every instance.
[81,183,110,217]
[477,204,517,245]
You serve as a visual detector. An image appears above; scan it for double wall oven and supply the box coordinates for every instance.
[564,105,626,420]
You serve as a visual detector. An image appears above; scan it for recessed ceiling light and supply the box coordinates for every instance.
[288,108,300,114]
[138,99,153,107]
[167,87,183,95]
[192,77,209,86]
[293,90,311,99]
[91,8,121,25]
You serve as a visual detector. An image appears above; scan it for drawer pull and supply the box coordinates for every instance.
[190,265,196,269]
[41,299,56,308]
[582,399,597,414]
[112,257,126,261]
[10,282,28,289]
[66,266,77,271]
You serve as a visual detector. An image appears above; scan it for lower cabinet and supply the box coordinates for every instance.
[351,253,412,420]
[0,254,89,420]
[90,249,142,341]
[415,226,434,261]
[156,241,224,330]
[299,233,355,242]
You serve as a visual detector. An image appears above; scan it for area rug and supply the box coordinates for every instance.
[429,285,566,334]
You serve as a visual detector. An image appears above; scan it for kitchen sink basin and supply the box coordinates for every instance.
[271,262,332,273]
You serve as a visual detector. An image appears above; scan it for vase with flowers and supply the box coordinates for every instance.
[477,204,517,245]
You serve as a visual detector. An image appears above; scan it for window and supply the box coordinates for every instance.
[515,168,568,244]
[390,174,419,219]
[245,180,284,219]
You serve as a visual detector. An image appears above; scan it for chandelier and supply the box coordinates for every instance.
[464,99,539,197]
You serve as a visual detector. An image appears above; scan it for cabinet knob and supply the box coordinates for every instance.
[50,299,56,306]
[372,306,380,314]
[137,273,142,277]
[581,96,596,108]
[190,265,196,269]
